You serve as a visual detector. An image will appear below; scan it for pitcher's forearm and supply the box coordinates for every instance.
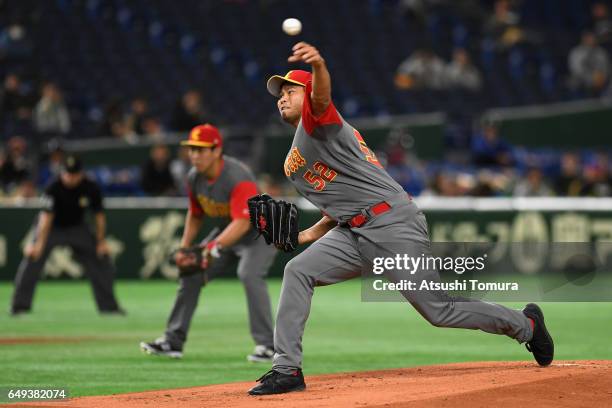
[298,215,337,245]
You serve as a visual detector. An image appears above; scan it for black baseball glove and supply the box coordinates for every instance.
[248,194,299,252]
[171,227,221,277]
[172,246,208,277]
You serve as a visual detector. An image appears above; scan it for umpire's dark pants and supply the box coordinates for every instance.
[11,223,121,312]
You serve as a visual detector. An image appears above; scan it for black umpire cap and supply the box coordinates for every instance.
[62,154,83,173]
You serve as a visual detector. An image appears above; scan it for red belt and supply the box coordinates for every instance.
[346,201,391,228]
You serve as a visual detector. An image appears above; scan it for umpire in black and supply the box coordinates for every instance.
[10,155,124,315]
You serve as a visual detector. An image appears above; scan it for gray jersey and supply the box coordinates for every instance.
[187,155,258,233]
[284,82,404,222]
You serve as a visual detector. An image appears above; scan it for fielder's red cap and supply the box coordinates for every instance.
[181,124,223,148]
[266,70,312,97]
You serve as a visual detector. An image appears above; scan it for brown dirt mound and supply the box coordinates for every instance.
[14,360,612,408]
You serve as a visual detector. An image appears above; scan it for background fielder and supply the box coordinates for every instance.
[140,124,277,361]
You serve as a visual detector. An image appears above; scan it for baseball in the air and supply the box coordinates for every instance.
[282,18,302,36]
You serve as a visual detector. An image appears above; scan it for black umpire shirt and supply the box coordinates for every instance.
[41,177,104,227]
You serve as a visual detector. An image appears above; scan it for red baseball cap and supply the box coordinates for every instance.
[181,124,223,148]
[266,70,312,97]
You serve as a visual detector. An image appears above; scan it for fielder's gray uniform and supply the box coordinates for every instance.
[273,81,533,373]
[163,156,277,350]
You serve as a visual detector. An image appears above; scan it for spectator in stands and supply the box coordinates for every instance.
[471,170,510,196]
[0,23,33,61]
[420,172,460,196]
[0,73,31,121]
[385,142,425,196]
[37,141,66,188]
[111,120,138,144]
[483,0,524,49]
[591,2,612,44]
[141,116,165,141]
[568,31,610,94]
[125,97,149,135]
[33,82,71,136]
[0,136,33,193]
[100,98,139,143]
[8,179,37,201]
[513,167,553,197]
[99,98,124,137]
[170,146,191,195]
[444,48,483,91]
[471,121,513,167]
[580,157,611,197]
[140,144,176,196]
[554,152,583,196]
[395,49,446,90]
[170,89,208,131]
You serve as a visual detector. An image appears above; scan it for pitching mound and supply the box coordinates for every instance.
[18,360,612,408]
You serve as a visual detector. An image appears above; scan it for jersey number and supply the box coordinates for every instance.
[303,161,338,191]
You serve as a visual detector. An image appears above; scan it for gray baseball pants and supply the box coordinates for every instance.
[164,237,277,349]
[273,195,533,373]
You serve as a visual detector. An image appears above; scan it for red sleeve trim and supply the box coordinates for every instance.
[230,181,258,220]
[187,184,204,217]
[302,81,342,135]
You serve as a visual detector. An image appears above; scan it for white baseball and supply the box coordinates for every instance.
[282,18,302,36]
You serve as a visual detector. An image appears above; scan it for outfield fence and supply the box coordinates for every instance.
[1,197,612,281]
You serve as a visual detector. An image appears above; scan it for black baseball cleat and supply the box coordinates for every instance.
[10,307,31,317]
[100,308,127,316]
[523,303,554,366]
[247,345,275,363]
[248,369,306,395]
[140,338,183,359]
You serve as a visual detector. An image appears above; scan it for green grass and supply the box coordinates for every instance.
[0,279,611,397]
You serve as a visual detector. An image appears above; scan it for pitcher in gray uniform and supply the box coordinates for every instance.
[248,43,554,395]
[140,124,277,362]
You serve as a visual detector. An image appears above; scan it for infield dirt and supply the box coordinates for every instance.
[13,360,612,407]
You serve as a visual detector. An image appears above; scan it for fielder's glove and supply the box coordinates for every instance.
[172,240,221,277]
[248,194,299,252]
